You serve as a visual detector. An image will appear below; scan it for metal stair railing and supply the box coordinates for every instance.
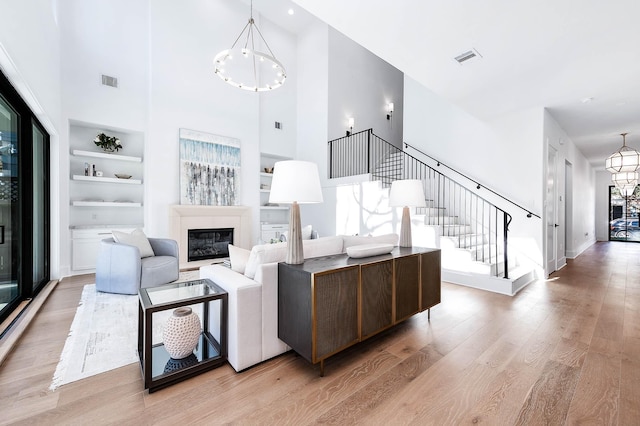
[328,128,517,278]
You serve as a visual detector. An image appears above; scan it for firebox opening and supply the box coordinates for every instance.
[187,228,233,262]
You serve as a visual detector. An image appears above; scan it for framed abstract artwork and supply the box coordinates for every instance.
[179,128,241,205]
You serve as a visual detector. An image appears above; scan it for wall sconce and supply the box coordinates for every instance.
[387,102,394,120]
[346,117,354,136]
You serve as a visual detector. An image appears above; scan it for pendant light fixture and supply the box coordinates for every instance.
[605,133,640,173]
[213,0,287,92]
[612,171,638,188]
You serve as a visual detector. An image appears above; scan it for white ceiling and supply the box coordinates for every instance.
[249,0,640,169]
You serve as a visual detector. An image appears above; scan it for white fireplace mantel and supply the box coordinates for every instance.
[169,205,252,268]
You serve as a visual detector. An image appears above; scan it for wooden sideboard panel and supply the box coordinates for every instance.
[395,254,420,321]
[421,251,441,310]
[278,247,441,374]
[361,259,393,338]
[314,267,359,360]
[278,265,313,362]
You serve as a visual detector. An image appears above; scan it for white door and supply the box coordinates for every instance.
[546,145,558,274]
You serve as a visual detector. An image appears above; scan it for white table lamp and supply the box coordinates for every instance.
[269,160,323,264]
[389,179,426,247]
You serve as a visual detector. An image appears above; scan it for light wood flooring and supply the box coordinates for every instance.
[1,241,639,425]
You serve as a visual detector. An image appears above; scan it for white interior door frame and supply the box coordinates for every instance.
[546,144,558,275]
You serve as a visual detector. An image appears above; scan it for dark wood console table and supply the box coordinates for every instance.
[278,246,441,375]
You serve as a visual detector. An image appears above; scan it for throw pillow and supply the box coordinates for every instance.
[228,244,250,274]
[280,225,313,242]
[112,228,155,258]
[303,236,344,258]
[244,242,288,279]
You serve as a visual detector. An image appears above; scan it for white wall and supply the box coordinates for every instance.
[404,75,545,273]
[294,21,332,236]
[53,0,300,271]
[148,0,298,243]
[543,110,596,259]
[327,28,404,146]
[0,0,62,277]
[595,170,613,241]
[259,19,298,159]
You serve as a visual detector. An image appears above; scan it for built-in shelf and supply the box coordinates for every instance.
[260,172,274,178]
[259,189,270,193]
[72,201,142,207]
[72,149,142,162]
[72,175,142,185]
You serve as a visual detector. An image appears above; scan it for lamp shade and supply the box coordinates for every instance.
[389,179,426,207]
[269,160,323,204]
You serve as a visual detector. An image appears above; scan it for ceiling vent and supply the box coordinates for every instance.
[101,74,118,88]
[454,48,482,64]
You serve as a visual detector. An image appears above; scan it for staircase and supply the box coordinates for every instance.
[329,129,537,296]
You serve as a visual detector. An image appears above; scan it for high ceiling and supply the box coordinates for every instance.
[249,0,640,169]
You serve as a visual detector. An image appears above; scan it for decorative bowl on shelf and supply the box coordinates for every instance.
[263,167,274,174]
[114,174,132,179]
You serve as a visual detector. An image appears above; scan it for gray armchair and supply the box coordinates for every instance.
[95,237,179,295]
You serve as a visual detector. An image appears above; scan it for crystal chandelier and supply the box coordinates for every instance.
[213,1,286,92]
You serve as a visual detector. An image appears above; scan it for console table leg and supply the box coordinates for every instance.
[320,360,324,377]
[428,308,431,321]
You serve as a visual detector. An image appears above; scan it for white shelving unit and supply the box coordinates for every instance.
[259,153,291,243]
[69,120,145,272]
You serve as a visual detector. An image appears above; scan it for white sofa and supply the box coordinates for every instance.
[199,233,398,372]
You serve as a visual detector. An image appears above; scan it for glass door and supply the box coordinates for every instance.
[0,96,18,314]
[0,68,50,326]
[609,185,640,242]
[32,122,49,290]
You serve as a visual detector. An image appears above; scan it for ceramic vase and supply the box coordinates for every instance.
[162,307,202,359]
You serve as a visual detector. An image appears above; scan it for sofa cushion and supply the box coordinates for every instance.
[112,228,155,258]
[303,236,344,259]
[228,244,251,274]
[244,242,288,279]
[346,243,394,258]
[342,233,399,251]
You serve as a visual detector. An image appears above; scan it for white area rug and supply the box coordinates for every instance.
[50,270,200,391]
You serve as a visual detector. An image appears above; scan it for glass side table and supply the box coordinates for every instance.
[138,278,227,392]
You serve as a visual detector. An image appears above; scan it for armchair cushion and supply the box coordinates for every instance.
[96,236,179,294]
[112,228,155,258]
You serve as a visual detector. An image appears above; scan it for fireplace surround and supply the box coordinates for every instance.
[170,205,252,268]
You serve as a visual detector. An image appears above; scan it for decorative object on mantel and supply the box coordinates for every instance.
[162,307,202,359]
[179,128,240,206]
[269,160,323,264]
[94,132,122,153]
[389,179,427,247]
[213,0,286,92]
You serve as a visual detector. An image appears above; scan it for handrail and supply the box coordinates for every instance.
[404,142,541,219]
[328,129,519,279]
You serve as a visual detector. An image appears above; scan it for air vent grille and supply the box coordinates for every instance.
[101,74,118,88]
[454,48,482,64]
